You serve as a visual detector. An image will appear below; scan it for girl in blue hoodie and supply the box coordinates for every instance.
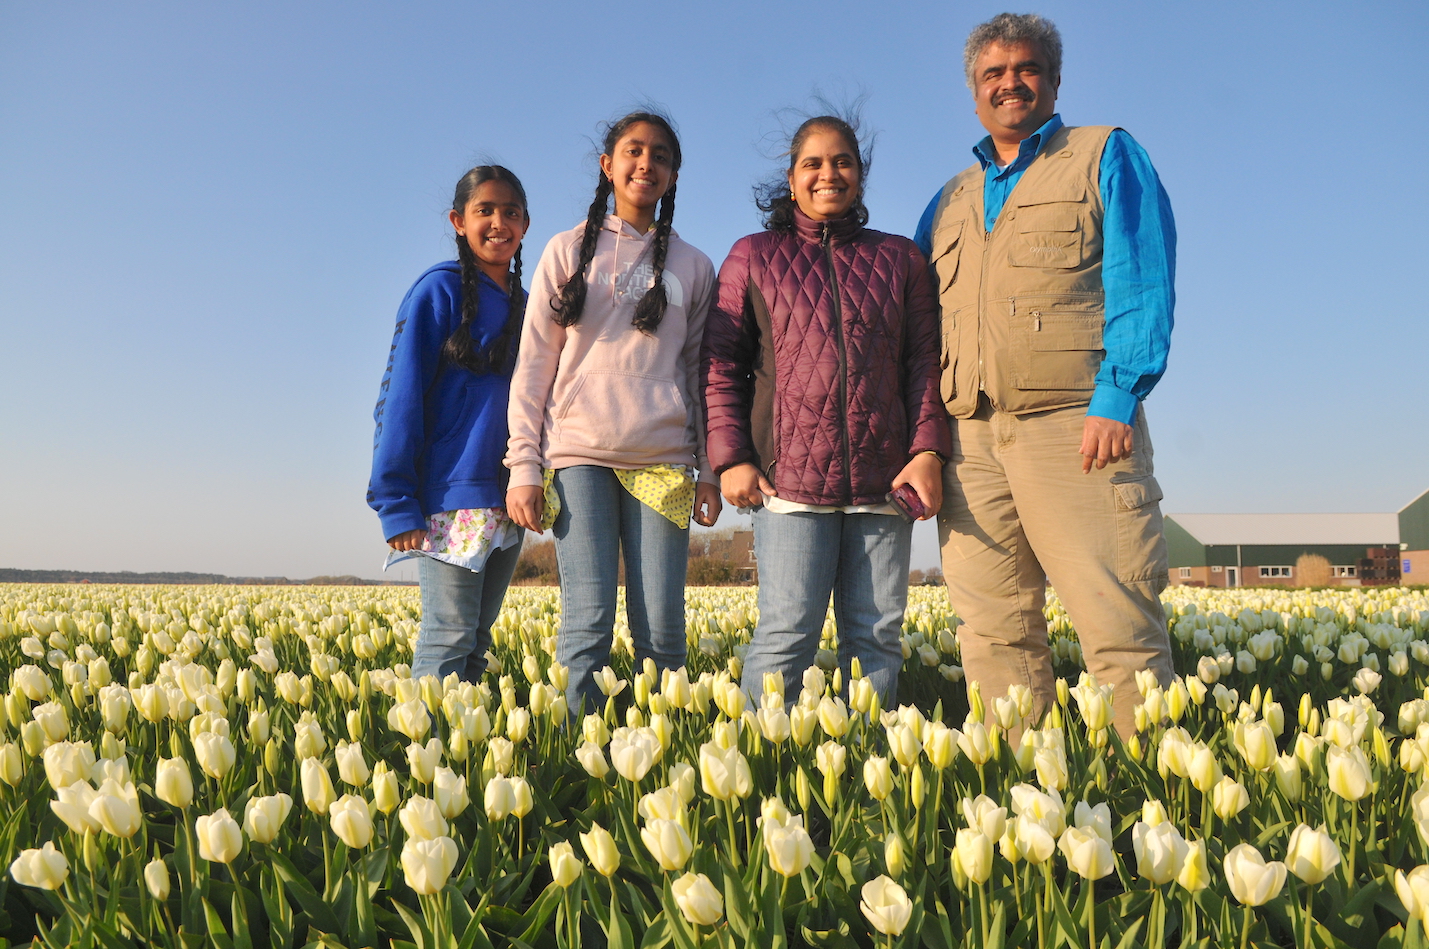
[368,165,530,683]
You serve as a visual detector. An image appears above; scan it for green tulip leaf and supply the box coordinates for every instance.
[638,915,672,949]
[261,868,295,949]
[723,868,753,939]
[269,851,342,936]
[514,883,563,948]
[1109,917,1143,949]
[603,881,634,949]
[202,897,233,949]
[1048,873,1079,945]
[391,898,432,949]
[1251,820,1292,849]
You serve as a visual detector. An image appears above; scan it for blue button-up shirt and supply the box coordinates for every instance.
[914,114,1176,425]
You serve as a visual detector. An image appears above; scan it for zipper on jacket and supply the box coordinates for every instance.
[822,222,854,504]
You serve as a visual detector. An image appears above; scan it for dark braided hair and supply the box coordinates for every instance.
[551,111,682,335]
[755,115,872,232]
[443,165,528,375]
[632,180,676,334]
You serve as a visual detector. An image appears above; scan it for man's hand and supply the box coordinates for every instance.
[506,486,546,532]
[1080,415,1134,473]
[693,482,723,527]
[719,463,775,508]
[388,529,426,551]
[891,452,943,519]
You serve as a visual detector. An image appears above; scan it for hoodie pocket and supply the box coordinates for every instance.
[553,370,691,457]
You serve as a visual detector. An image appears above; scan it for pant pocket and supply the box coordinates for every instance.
[1112,475,1168,584]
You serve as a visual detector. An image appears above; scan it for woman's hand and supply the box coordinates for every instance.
[388,529,426,551]
[891,453,943,520]
[506,486,546,532]
[693,482,723,527]
[719,463,775,509]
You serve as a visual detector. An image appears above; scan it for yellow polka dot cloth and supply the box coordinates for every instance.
[539,468,561,532]
[538,465,693,530]
[614,464,695,529]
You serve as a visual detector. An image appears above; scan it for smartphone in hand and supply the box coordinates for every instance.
[887,484,926,522]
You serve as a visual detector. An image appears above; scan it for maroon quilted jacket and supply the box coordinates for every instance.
[702,209,951,506]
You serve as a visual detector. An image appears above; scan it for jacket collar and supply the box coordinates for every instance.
[792,206,863,245]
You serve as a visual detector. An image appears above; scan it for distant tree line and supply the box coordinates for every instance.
[513,527,756,586]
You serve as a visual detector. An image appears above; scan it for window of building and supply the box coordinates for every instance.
[1332,565,1357,578]
[1211,565,1223,573]
[1259,566,1293,578]
[1178,567,1192,579]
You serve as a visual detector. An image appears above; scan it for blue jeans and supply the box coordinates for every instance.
[741,508,912,706]
[413,539,523,683]
[552,466,689,714]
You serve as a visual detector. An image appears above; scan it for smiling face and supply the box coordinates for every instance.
[449,180,529,284]
[972,39,1059,142]
[599,121,677,231]
[787,126,861,222]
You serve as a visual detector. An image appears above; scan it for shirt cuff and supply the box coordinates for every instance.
[1087,384,1140,427]
[507,462,545,489]
[379,509,428,543]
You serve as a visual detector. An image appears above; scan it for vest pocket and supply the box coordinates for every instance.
[939,329,954,402]
[1009,297,1103,391]
[931,221,964,291]
[1007,201,1084,269]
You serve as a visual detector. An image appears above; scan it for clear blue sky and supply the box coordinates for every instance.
[3,0,1426,580]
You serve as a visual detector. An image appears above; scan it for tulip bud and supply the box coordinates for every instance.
[145,857,170,899]
[1284,824,1341,884]
[154,757,194,808]
[795,767,811,812]
[195,809,244,864]
[863,755,894,802]
[549,841,582,887]
[580,822,620,877]
[329,794,375,849]
[673,872,725,927]
[884,832,906,879]
[401,836,458,895]
[1223,843,1287,906]
[301,758,337,815]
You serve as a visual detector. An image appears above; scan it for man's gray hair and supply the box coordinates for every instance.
[963,13,1063,89]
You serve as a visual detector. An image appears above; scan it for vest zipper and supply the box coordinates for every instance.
[822,222,853,504]
[978,222,994,393]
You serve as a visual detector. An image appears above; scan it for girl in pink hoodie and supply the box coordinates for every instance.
[505,111,721,711]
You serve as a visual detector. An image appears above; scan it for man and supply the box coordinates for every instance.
[914,12,1175,737]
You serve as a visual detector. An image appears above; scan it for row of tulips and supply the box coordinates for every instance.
[0,582,1427,949]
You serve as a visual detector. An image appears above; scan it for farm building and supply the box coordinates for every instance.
[1166,488,1429,588]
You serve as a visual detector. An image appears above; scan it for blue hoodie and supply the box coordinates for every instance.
[367,261,524,541]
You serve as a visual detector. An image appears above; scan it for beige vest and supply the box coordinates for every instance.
[929,125,1114,418]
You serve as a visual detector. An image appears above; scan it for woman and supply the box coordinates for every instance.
[702,114,950,707]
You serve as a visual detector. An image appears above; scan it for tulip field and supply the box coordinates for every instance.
[4,583,1429,949]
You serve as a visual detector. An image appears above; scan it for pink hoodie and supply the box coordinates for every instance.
[505,215,717,489]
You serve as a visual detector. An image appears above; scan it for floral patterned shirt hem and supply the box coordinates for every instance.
[383,508,521,574]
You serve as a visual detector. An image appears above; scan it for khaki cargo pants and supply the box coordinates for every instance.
[937,398,1173,737]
